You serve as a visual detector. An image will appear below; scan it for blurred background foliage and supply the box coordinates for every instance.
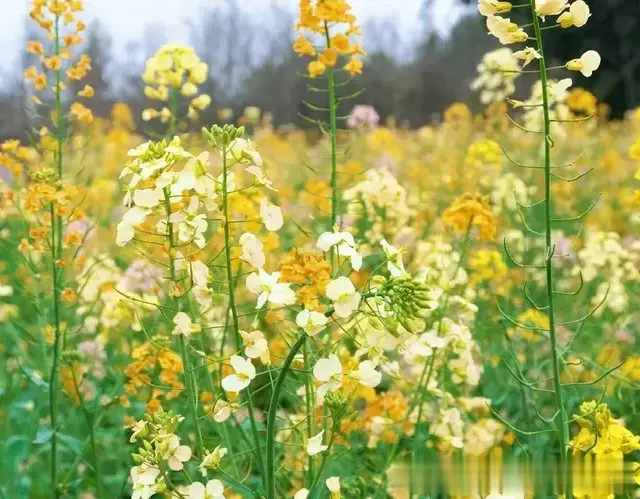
[0,0,638,142]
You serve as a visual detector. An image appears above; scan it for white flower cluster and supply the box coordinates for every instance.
[129,414,230,499]
[141,43,212,122]
[76,256,158,333]
[521,78,572,137]
[475,0,599,109]
[573,231,640,316]
[412,235,469,292]
[470,48,520,104]
[425,402,505,455]
[342,167,414,247]
[490,171,536,214]
[117,138,214,248]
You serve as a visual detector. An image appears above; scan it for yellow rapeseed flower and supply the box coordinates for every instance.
[344,56,363,76]
[293,35,316,57]
[308,60,326,78]
[331,33,351,54]
[442,193,497,241]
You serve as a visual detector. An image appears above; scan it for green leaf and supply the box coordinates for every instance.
[33,425,54,445]
[3,435,30,469]
[56,432,86,458]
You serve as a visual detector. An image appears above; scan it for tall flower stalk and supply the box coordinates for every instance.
[21,1,95,495]
[478,0,616,495]
[49,11,65,495]
[293,0,366,226]
[529,1,569,485]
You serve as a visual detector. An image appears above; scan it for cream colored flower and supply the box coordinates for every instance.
[557,0,591,28]
[190,259,211,287]
[240,330,268,359]
[161,434,192,471]
[513,47,542,67]
[221,356,256,393]
[306,430,328,456]
[246,165,276,191]
[317,230,362,271]
[313,354,343,403]
[129,420,148,443]
[212,400,237,423]
[172,312,201,337]
[380,239,408,277]
[350,360,382,388]
[199,445,228,476]
[326,277,361,319]
[260,198,283,231]
[246,269,296,308]
[186,479,225,499]
[566,50,601,77]
[477,0,512,16]
[116,207,151,246]
[239,232,266,269]
[226,138,263,166]
[536,0,568,18]
[296,309,328,336]
[486,15,528,45]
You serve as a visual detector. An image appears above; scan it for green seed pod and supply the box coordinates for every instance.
[30,167,59,185]
[324,390,349,422]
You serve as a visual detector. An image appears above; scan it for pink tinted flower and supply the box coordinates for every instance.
[347,105,380,129]
[122,259,165,295]
[78,340,107,379]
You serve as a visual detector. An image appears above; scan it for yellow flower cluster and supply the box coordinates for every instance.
[567,87,598,116]
[442,193,497,241]
[25,0,94,123]
[125,341,185,412]
[464,139,502,169]
[509,308,549,342]
[293,0,366,78]
[0,140,36,176]
[630,136,640,180]
[468,249,508,286]
[570,401,640,458]
[278,248,332,310]
[61,361,86,405]
[443,103,473,124]
[141,44,211,122]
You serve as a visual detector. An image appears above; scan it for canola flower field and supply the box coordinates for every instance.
[0,0,639,498]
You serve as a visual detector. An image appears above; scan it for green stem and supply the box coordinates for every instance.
[49,13,65,492]
[221,144,242,350]
[530,2,569,494]
[324,22,339,228]
[220,142,266,478]
[194,327,241,479]
[216,468,256,497]
[382,222,473,498]
[70,369,104,499]
[48,207,61,499]
[266,332,308,499]
[307,423,338,495]
[163,190,205,458]
[245,386,266,480]
[179,334,205,456]
[303,342,315,487]
[169,88,178,137]
[54,14,63,180]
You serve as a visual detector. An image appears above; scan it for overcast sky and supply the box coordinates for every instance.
[0,0,468,74]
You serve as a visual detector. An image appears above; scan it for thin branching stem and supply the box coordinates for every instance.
[163,188,205,458]
[530,3,570,493]
[49,12,64,496]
